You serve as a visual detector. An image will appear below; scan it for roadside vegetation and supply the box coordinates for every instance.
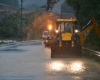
[0,11,44,42]
[0,13,32,41]
[0,41,7,44]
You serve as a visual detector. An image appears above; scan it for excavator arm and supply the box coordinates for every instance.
[94,23,100,39]
[79,17,100,45]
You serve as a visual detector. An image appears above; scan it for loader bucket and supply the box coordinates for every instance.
[51,45,82,58]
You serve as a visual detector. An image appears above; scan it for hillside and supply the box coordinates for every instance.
[0,0,19,8]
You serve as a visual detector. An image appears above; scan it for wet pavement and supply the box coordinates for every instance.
[0,40,100,80]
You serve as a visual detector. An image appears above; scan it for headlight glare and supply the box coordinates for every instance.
[75,30,79,33]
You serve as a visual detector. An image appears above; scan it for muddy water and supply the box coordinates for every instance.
[0,40,100,80]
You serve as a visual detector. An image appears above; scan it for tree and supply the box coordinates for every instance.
[0,14,20,39]
[0,12,37,40]
[66,0,100,26]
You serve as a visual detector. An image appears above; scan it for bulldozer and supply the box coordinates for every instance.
[51,18,82,58]
[51,17,100,58]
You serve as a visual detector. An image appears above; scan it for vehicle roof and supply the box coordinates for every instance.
[57,18,76,22]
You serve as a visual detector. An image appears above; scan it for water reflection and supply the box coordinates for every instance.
[70,62,84,72]
[49,61,65,71]
[66,61,85,73]
[46,60,85,73]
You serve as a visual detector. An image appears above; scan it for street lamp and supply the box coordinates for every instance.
[48,24,52,30]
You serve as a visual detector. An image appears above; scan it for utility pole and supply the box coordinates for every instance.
[20,0,23,41]
[61,4,62,18]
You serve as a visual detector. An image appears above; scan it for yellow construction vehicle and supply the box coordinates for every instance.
[51,17,100,58]
[79,17,100,45]
[51,18,82,58]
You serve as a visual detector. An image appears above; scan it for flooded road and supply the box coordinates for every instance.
[0,40,100,80]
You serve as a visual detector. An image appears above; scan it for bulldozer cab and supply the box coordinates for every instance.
[55,18,78,41]
[56,18,77,34]
[57,21,72,33]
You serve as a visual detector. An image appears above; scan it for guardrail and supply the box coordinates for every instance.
[82,47,100,60]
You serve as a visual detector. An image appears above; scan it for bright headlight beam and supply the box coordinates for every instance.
[75,30,79,33]
[56,30,58,33]
[70,62,83,72]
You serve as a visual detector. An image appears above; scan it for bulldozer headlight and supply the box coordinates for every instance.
[56,30,58,33]
[75,30,79,33]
